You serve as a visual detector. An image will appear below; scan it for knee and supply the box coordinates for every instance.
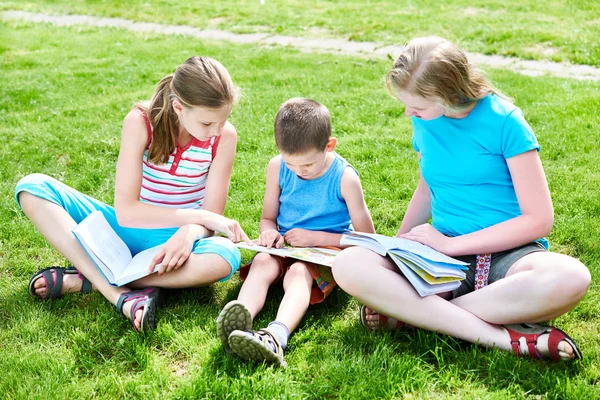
[17,191,40,215]
[539,256,591,304]
[331,247,366,290]
[15,173,51,212]
[248,253,280,280]
[287,262,311,279]
[561,258,591,302]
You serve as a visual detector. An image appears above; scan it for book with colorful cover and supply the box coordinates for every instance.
[236,242,340,267]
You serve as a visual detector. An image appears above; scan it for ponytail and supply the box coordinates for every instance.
[141,74,179,164]
[136,56,238,164]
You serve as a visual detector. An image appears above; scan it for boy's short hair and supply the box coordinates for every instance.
[274,98,331,154]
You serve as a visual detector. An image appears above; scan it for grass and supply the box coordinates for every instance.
[1,8,600,400]
[1,0,600,67]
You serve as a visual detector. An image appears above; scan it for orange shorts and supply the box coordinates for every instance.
[239,253,337,305]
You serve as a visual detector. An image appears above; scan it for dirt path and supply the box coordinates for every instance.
[3,10,600,81]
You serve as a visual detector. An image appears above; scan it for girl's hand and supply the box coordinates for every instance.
[399,223,453,254]
[149,225,197,274]
[201,213,251,244]
[284,228,319,247]
[259,229,284,248]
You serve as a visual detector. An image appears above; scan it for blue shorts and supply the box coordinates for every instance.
[15,174,241,281]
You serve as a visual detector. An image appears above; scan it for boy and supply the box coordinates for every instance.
[217,98,375,367]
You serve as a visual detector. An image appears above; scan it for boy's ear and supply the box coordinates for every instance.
[325,137,337,152]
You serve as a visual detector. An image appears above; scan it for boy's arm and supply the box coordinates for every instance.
[258,156,284,247]
[340,167,375,234]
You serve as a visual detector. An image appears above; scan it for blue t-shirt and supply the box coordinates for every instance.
[276,152,353,235]
[412,94,541,240]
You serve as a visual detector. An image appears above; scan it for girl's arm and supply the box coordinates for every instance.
[443,150,553,256]
[201,122,237,215]
[114,111,242,235]
[397,161,432,235]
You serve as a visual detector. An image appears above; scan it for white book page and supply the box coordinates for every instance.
[117,245,163,285]
[72,211,132,278]
[350,232,467,265]
[75,237,116,283]
[339,233,386,256]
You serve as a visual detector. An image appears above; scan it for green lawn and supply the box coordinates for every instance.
[1,7,600,400]
[2,0,600,67]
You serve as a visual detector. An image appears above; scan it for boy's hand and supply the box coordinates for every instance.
[149,224,196,275]
[284,228,318,247]
[259,229,284,248]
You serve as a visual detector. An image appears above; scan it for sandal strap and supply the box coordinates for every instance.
[64,266,93,294]
[546,328,566,362]
[258,329,283,354]
[115,288,160,333]
[116,292,148,317]
[77,271,93,294]
[505,323,578,361]
[41,268,65,300]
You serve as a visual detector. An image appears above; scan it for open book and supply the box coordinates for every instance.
[236,242,340,267]
[72,211,161,287]
[340,232,468,297]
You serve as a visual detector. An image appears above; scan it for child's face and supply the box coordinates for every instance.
[280,149,330,180]
[177,104,232,141]
[397,91,446,121]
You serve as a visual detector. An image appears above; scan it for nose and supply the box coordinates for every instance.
[210,125,223,138]
[405,107,417,117]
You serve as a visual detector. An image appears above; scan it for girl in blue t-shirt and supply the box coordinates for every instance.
[332,36,590,361]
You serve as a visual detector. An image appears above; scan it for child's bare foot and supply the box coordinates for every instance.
[504,323,582,361]
[28,266,93,300]
[360,305,408,331]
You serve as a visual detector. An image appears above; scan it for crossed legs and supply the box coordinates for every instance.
[332,247,590,359]
[20,192,232,329]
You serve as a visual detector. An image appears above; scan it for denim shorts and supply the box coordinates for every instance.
[15,173,241,281]
[452,242,547,298]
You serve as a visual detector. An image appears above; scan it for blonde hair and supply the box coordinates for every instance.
[138,56,239,164]
[385,36,511,111]
[274,98,331,154]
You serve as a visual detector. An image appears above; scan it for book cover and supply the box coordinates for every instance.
[236,242,340,267]
[340,232,467,296]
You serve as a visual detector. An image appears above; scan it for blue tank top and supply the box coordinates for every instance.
[276,153,353,235]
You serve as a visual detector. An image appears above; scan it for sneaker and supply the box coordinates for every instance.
[216,300,252,353]
[228,329,287,368]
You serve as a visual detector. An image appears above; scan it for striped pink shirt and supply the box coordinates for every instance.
[137,109,219,209]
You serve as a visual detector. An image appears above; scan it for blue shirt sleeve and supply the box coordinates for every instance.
[501,108,540,159]
[411,117,421,152]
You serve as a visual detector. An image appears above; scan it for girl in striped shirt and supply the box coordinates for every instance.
[16,56,249,332]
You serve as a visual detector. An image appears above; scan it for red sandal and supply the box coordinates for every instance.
[360,304,407,331]
[504,323,583,361]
